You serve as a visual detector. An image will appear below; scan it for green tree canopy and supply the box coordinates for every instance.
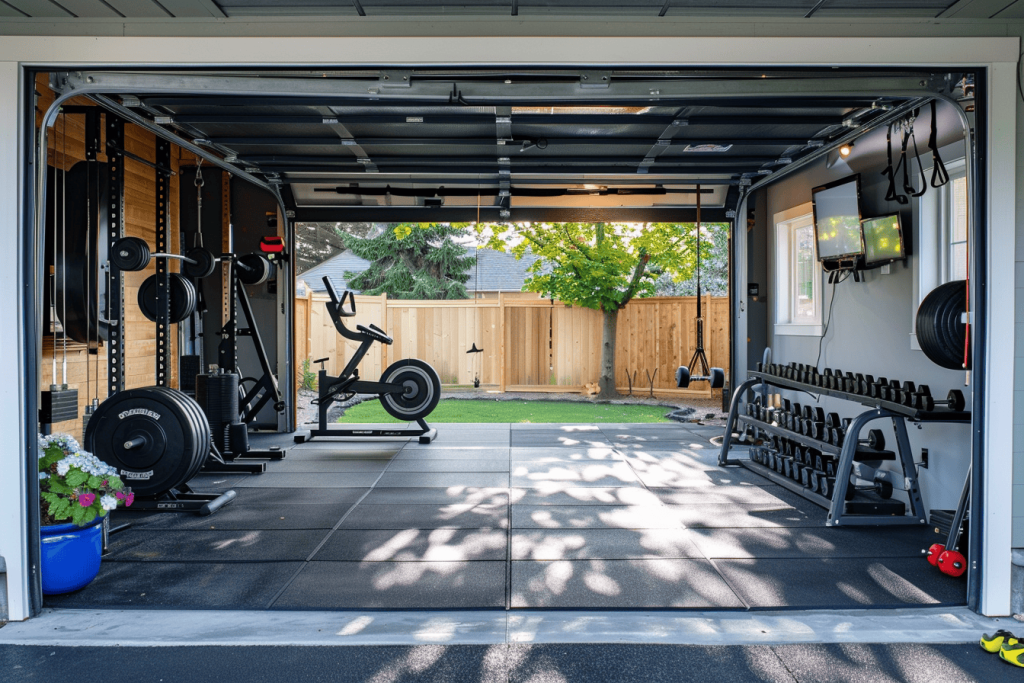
[341,222,475,299]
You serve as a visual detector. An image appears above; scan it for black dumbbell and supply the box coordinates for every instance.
[874,476,894,499]
[912,386,966,412]
[858,374,875,395]
[896,381,917,407]
[675,366,726,389]
[819,475,836,498]
[869,377,888,399]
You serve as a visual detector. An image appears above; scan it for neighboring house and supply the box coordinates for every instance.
[298,248,543,299]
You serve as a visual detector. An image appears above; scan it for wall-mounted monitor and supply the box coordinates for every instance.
[861,213,906,266]
[812,175,864,262]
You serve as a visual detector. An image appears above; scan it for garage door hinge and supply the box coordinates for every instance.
[580,72,611,88]
[380,72,412,87]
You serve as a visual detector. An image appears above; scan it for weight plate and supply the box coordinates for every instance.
[378,358,441,421]
[183,247,217,279]
[916,280,969,370]
[85,387,207,497]
[675,366,690,388]
[138,273,198,324]
[154,386,210,484]
[111,236,151,272]
[236,253,273,285]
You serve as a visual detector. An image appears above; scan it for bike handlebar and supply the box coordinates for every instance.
[323,277,356,317]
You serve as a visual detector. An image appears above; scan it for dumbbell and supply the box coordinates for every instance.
[912,386,966,412]
[111,237,219,279]
[868,377,888,400]
[896,381,917,407]
[675,366,726,389]
[858,374,875,395]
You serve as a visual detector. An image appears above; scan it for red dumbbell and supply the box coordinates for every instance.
[937,549,967,577]
[926,543,945,567]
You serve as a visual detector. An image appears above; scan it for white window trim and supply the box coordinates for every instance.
[774,202,823,336]
[911,157,967,350]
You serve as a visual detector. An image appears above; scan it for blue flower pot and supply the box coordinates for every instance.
[40,517,103,595]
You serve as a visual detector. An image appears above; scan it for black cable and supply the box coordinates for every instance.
[815,270,847,370]
[1017,47,1024,104]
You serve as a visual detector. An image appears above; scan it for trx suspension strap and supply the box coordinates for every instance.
[883,122,909,205]
[902,112,927,199]
[929,100,950,188]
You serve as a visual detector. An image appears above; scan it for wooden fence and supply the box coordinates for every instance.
[295,293,729,397]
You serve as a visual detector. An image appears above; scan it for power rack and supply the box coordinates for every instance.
[719,361,970,527]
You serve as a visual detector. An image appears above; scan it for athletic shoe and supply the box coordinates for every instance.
[981,630,1019,653]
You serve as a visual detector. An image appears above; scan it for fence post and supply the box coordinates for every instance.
[499,292,506,392]
[380,292,388,371]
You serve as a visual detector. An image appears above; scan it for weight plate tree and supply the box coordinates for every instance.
[378,359,442,421]
[84,386,211,497]
[916,279,969,370]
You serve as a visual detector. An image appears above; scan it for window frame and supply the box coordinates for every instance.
[911,157,967,350]
[774,203,823,337]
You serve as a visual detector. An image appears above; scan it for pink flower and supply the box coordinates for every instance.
[115,491,126,500]
[102,480,108,487]
[78,492,96,507]
[125,492,135,507]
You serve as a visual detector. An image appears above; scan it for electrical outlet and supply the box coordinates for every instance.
[881,264,891,275]
[920,448,928,469]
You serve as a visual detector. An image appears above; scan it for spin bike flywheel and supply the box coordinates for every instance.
[378,359,441,421]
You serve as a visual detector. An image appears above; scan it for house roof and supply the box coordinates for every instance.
[299,247,541,295]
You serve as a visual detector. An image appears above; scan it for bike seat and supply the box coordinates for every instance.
[357,323,393,345]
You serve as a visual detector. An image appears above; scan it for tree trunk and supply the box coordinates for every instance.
[597,308,620,399]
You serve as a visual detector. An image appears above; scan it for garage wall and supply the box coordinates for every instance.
[762,129,973,515]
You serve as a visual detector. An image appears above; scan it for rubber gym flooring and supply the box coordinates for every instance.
[45,423,966,612]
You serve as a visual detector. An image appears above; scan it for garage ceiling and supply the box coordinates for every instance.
[51,66,970,223]
[5,0,1024,20]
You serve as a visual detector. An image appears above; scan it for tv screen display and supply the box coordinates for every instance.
[862,213,905,265]
[812,176,864,261]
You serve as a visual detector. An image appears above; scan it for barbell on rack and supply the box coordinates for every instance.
[675,365,725,390]
[110,236,218,279]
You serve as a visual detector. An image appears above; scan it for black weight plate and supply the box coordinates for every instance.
[182,248,217,279]
[153,386,210,484]
[111,236,151,272]
[916,280,968,370]
[379,358,441,421]
[236,253,273,285]
[85,387,202,497]
[138,273,198,324]
[145,386,203,483]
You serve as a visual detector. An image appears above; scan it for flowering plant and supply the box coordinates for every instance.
[38,433,133,527]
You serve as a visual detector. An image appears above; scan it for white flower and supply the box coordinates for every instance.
[100,495,118,511]
[38,471,49,480]
[55,461,70,476]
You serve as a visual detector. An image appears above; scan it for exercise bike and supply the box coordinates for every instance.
[294,277,441,444]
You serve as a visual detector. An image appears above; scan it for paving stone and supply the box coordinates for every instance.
[509,487,663,507]
[360,487,509,506]
[229,472,382,488]
[376,472,509,488]
[511,528,703,560]
[511,505,685,530]
[340,502,508,529]
[510,461,641,488]
[315,528,508,561]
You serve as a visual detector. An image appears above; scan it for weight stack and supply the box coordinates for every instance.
[179,355,201,397]
[40,385,79,425]
[196,372,243,458]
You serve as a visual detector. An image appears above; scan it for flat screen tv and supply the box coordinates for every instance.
[812,175,864,262]
[861,213,906,266]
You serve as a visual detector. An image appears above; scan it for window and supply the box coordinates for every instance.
[912,158,967,349]
[774,204,822,335]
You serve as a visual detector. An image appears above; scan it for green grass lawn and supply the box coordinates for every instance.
[336,398,673,423]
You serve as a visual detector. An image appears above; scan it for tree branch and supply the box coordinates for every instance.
[618,250,650,309]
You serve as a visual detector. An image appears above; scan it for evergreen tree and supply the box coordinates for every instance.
[341,223,475,299]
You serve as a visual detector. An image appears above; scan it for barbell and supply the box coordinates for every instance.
[110,236,218,279]
[675,365,726,390]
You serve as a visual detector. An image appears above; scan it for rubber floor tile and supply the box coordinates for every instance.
[103,529,329,562]
[226,487,369,506]
[315,528,508,561]
[509,487,663,507]
[229,472,382,488]
[42,561,302,610]
[272,560,507,609]
[510,559,743,608]
[375,472,509,488]
[511,505,685,530]
[108,503,353,531]
[650,486,792,506]
[664,504,822,529]
[360,487,509,506]
[386,459,510,473]
[713,557,966,608]
[510,461,641,488]
[340,502,509,529]
[185,473,241,488]
[769,642,1007,683]
[394,447,511,460]
[268,459,391,473]
[689,526,935,560]
[628,463,767,488]
[510,447,622,461]
[511,434,613,448]
[507,644,796,683]
[511,528,703,560]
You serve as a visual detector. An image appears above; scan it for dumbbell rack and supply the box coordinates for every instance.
[719,371,970,527]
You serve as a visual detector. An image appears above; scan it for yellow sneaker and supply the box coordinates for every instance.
[981,630,1019,653]
[1000,642,1024,667]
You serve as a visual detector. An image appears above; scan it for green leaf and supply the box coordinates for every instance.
[87,475,103,489]
[65,470,88,487]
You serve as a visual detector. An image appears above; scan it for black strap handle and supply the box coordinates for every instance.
[883,123,909,205]
[929,100,950,188]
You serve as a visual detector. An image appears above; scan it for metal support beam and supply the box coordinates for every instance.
[209,136,814,148]
[105,114,125,396]
[155,140,172,387]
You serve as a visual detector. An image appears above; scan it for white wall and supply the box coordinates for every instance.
[0,33,1017,618]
